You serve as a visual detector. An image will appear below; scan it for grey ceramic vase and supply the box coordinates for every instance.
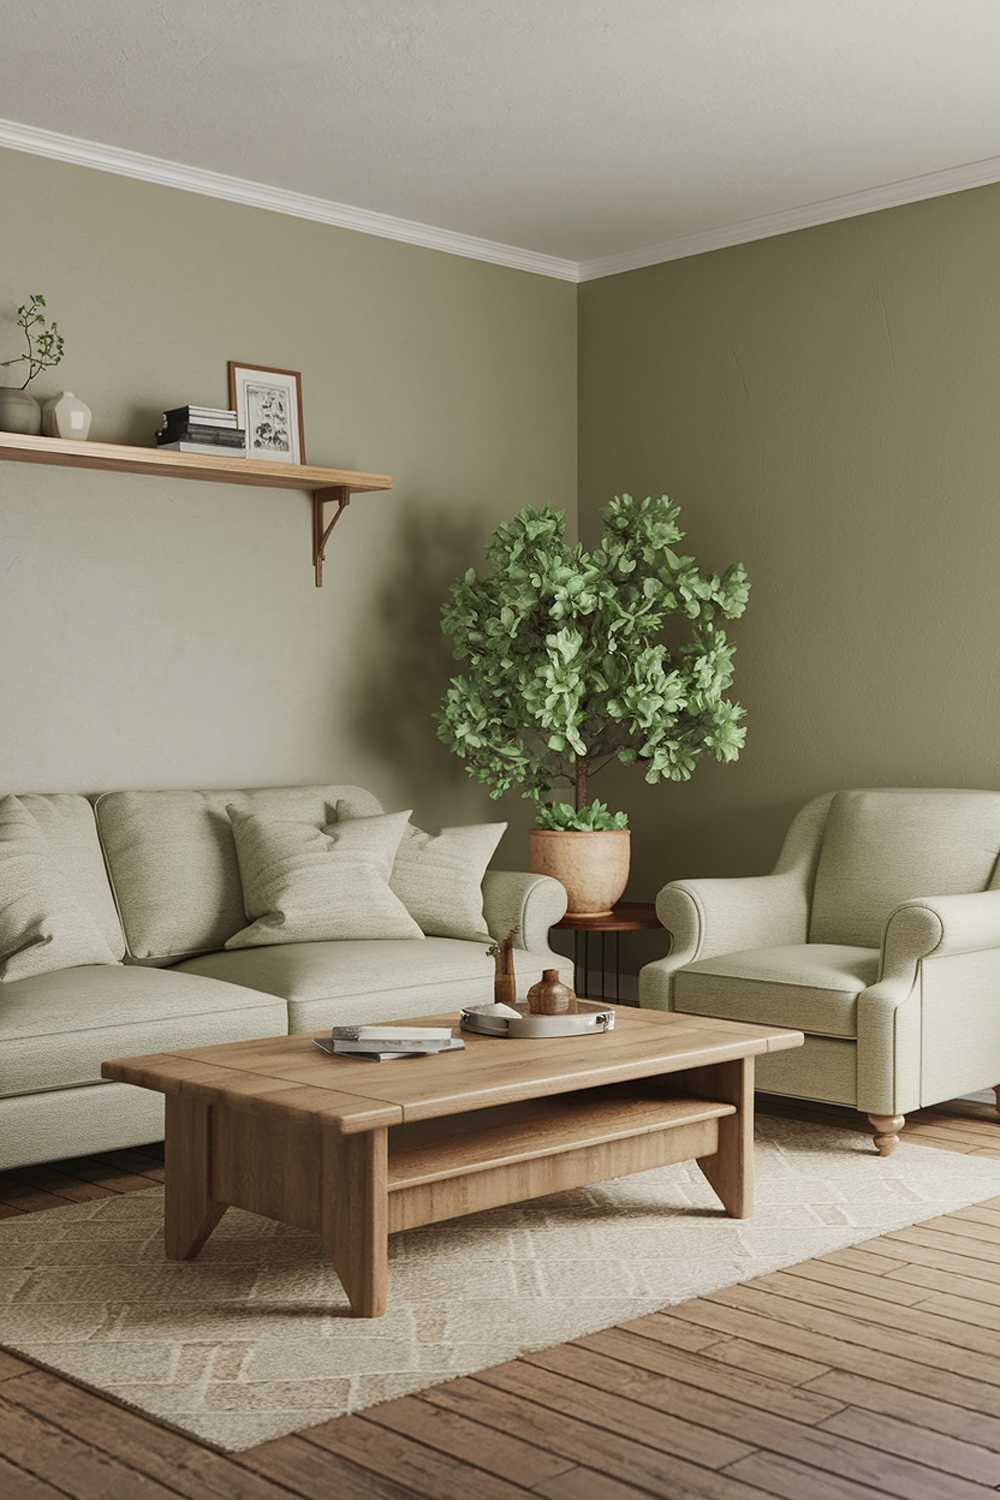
[0,387,41,435]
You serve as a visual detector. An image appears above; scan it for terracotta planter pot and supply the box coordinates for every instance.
[528,828,631,918]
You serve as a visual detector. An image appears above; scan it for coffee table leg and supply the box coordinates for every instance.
[321,1126,388,1316]
[693,1056,754,1219]
[164,1094,225,1259]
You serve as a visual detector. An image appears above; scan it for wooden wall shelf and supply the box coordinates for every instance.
[0,432,392,586]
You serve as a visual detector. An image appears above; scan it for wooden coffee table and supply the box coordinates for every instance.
[103,1006,802,1317]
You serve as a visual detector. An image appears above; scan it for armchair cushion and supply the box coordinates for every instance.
[673,943,879,1038]
[810,789,1000,948]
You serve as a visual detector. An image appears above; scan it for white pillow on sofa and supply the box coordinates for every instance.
[0,795,119,981]
[225,806,423,948]
[336,802,506,942]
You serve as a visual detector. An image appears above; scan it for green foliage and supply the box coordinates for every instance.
[436,494,750,821]
[1,294,65,390]
[536,799,629,832]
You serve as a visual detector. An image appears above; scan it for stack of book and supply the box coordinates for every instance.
[156,405,246,455]
[319,1024,464,1063]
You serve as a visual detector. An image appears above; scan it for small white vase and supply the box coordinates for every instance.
[41,391,92,440]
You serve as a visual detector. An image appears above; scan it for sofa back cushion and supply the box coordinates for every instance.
[95,784,383,963]
[15,794,126,961]
[809,788,1000,948]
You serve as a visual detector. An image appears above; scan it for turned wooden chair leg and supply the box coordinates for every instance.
[868,1113,905,1156]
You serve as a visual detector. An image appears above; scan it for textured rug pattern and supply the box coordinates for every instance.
[3,1114,1000,1450]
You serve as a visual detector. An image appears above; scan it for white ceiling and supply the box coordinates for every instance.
[4,1,1000,277]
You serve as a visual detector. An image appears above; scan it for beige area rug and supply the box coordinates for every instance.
[3,1114,1000,1451]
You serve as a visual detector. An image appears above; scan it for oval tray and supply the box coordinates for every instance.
[460,1007,615,1039]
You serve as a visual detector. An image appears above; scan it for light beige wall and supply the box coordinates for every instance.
[0,150,576,855]
[579,185,1000,934]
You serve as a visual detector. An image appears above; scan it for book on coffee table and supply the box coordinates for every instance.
[331,1025,453,1042]
[313,1037,465,1062]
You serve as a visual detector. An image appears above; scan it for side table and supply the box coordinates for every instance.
[553,901,662,1005]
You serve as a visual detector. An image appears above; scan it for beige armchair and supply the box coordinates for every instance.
[639,789,1000,1155]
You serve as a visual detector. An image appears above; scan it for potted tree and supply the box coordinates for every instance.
[437,494,750,915]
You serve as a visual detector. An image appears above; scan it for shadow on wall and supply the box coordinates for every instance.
[348,502,486,823]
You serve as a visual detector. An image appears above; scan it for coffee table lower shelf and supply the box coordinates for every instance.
[386,1085,736,1230]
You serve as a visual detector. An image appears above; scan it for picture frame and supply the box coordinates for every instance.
[227,362,305,465]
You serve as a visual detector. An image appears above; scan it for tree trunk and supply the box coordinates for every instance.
[574,756,589,812]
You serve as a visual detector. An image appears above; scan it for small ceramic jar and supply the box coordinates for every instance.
[41,391,92,440]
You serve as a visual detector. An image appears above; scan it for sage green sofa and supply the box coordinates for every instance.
[0,783,570,1170]
[640,788,1000,1155]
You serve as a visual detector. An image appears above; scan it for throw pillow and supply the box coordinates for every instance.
[0,794,119,981]
[225,806,423,948]
[337,802,506,941]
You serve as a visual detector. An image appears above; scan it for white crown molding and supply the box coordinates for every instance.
[5,114,1000,287]
[577,152,1000,281]
[0,116,579,283]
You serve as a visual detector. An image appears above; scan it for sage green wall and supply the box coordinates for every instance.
[579,185,1000,939]
[0,150,576,852]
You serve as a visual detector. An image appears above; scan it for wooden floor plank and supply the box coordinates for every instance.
[237,1431,422,1499]
[614,1309,726,1352]
[779,1257,930,1306]
[3,1166,116,1205]
[301,1412,535,1500]
[0,1184,73,1213]
[885,1224,1000,1265]
[425,1373,772,1500]
[709,1282,1000,1384]
[2,1372,294,1500]
[500,1342,987,1500]
[742,1268,1000,1357]
[0,1453,69,1499]
[667,1297,1000,1418]
[532,1466,768,1500]
[700,1336,832,1387]
[364,1392,576,1487]
[819,1404,1000,1486]
[723,1450,905,1500]
[0,1350,33,1381]
[803,1369,1000,1454]
[857,1232,1000,1283]
[528,1336,844,1423]
[884,1260,1000,1304]
[819,1246,899,1276]
[0,1393,183,1499]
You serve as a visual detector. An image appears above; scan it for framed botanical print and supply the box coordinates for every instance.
[227,362,305,464]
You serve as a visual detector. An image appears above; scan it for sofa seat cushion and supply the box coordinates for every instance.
[176,936,538,1033]
[673,943,879,1039]
[0,965,287,1099]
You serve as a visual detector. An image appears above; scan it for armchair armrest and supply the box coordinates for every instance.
[641,872,809,1011]
[656,871,810,969]
[858,890,1000,1117]
[481,870,568,953]
[879,890,1000,987]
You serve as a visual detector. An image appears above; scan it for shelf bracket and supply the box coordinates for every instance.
[312,486,351,587]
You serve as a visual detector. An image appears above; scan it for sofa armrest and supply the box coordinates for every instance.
[880,890,1000,987]
[481,870,568,953]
